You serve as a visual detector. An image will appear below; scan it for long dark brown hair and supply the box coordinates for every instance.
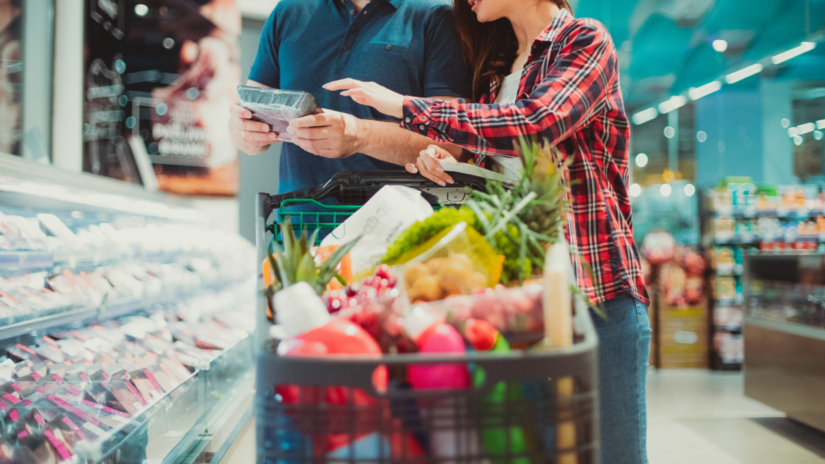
[453,0,573,101]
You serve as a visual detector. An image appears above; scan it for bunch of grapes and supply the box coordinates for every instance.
[382,208,477,264]
[323,264,397,313]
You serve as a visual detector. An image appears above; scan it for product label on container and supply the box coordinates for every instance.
[83,421,107,437]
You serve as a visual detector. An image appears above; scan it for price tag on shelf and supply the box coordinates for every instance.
[797,207,810,218]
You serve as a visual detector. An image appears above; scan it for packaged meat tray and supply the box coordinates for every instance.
[236,86,319,142]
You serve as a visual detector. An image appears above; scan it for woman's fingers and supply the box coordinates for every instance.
[406,163,418,174]
[428,145,458,164]
[420,151,454,185]
[323,79,365,91]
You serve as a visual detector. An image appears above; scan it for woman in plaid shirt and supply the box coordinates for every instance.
[326,1,650,462]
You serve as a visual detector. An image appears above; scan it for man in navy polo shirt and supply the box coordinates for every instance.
[229,0,471,194]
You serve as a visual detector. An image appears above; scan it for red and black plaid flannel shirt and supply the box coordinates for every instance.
[400,9,649,306]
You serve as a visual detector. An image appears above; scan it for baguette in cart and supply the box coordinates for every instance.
[254,142,600,464]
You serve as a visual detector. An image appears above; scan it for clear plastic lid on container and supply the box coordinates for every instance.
[236,86,319,142]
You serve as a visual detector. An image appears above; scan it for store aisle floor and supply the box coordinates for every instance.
[647,369,825,464]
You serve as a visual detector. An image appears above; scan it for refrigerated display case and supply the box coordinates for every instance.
[0,155,256,463]
[743,253,825,433]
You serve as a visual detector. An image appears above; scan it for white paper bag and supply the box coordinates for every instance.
[320,186,433,276]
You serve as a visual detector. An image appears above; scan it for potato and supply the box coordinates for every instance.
[467,272,488,291]
[409,275,442,302]
[437,256,477,296]
[425,257,447,273]
[404,263,430,288]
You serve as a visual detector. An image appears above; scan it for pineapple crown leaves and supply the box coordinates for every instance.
[463,136,573,284]
[267,218,361,295]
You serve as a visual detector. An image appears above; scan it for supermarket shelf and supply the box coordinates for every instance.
[1,248,191,272]
[715,265,743,276]
[715,324,743,333]
[0,251,53,270]
[713,235,821,245]
[744,316,825,342]
[712,208,823,219]
[0,281,241,343]
[715,296,744,306]
[52,247,126,268]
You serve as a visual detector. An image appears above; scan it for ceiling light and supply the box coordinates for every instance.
[725,64,763,84]
[632,108,658,125]
[817,119,825,129]
[815,131,823,141]
[688,81,721,101]
[788,127,799,137]
[696,131,707,142]
[781,118,790,128]
[635,153,649,168]
[712,39,728,52]
[684,184,696,196]
[629,183,642,197]
[664,126,676,138]
[771,42,815,65]
[660,184,672,197]
[794,136,803,146]
[658,95,687,114]
[135,4,148,16]
[798,123,815,135]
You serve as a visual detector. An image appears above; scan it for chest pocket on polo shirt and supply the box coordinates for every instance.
[365,19,419,76]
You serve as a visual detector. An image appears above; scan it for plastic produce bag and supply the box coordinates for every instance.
[320,186,434,279]
[236,85,319,142]
[395,222,503,303]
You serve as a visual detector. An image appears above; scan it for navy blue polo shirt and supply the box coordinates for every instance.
[249,0,472,195]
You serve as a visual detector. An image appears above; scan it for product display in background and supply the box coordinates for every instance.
[0,208,253,327]
[0,0,22,157]
[699,180,825,369]
[0,284,253,463]
[0,171,257,463]
[642,238,709,369]
[83,0,241,196]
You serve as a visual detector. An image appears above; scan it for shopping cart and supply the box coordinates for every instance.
[254,172,599,464]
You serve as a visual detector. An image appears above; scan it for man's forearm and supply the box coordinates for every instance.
[355,119,463,165]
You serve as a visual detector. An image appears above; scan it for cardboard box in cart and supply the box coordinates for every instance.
[653,295,709,369]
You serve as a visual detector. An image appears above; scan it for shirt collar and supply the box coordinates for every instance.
[338,0,402,10]
[535,8,571,43]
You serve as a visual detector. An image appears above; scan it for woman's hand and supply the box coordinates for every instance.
[407,145,457,186]
[324,79,405,119]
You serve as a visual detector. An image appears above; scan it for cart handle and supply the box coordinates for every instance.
[278,199,361,212]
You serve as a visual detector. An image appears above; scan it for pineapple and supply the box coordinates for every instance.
[265,218,360,296]
[464,136,571,284]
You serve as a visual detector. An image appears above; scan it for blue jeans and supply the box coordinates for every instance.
[591,295,651,464]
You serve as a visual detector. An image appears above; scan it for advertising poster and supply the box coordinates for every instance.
[84,0,241,196]
[0,0,22,157]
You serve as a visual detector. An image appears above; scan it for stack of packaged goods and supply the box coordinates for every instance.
[260,144,595,462]
[0,201,257,461]
[643,239,708,369]
[703,181,825,368]
[0,209,253,327]
[0,285,253,463]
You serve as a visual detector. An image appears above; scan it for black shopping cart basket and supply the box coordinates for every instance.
[254,171,599,464]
